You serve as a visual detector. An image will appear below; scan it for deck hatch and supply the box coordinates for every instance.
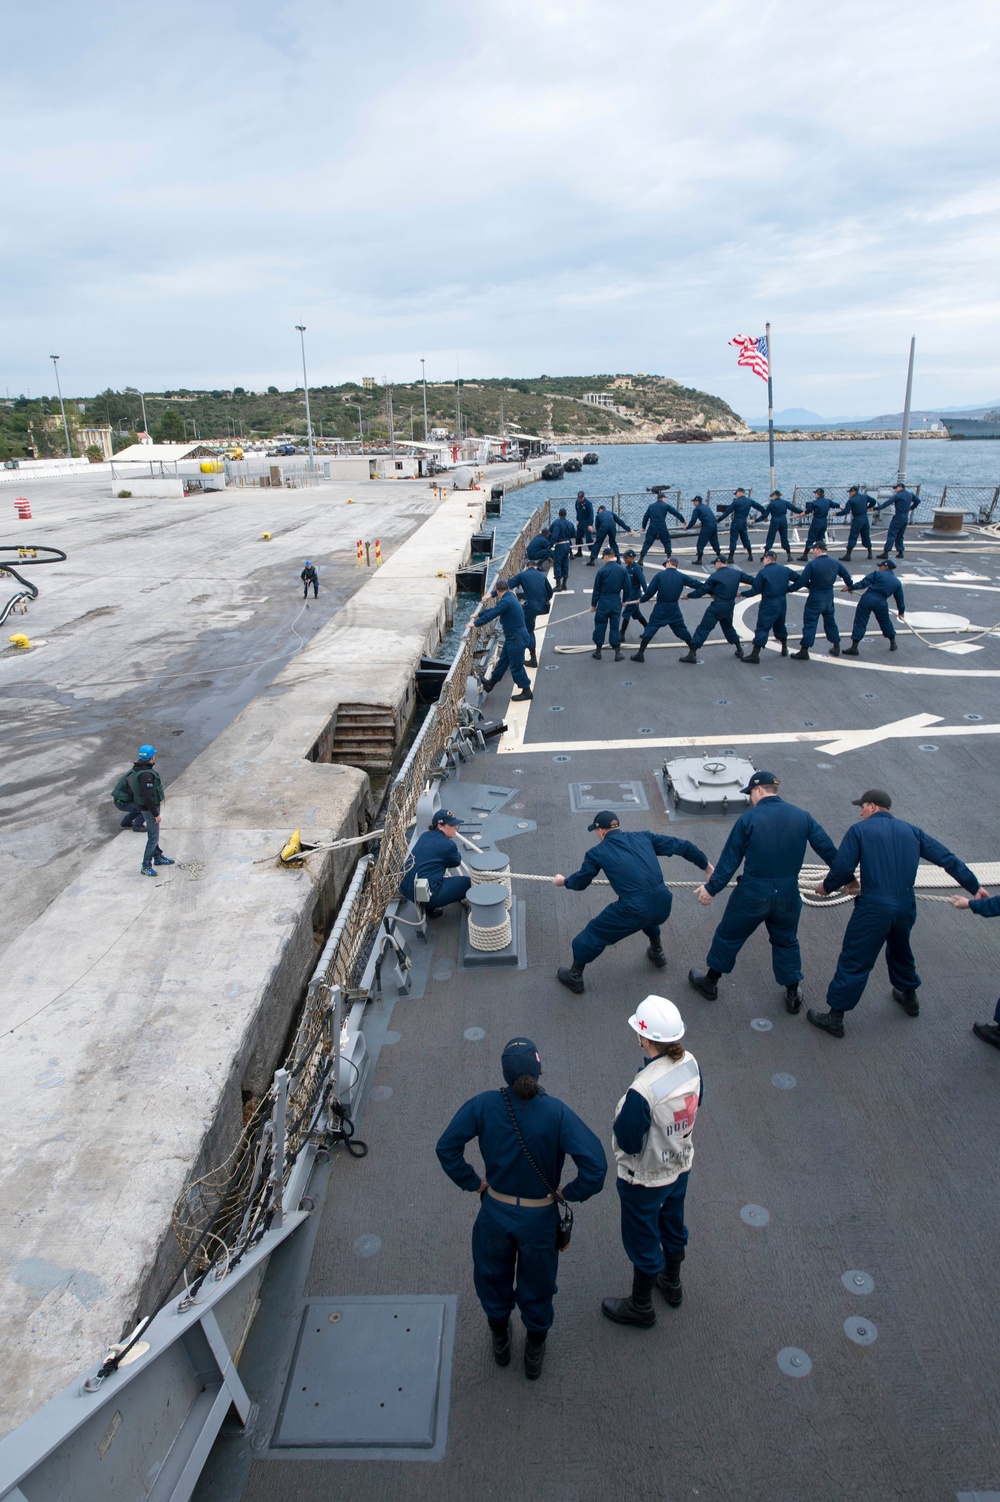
[568,779,648,814]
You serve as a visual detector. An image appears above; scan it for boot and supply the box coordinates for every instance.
[892,987,920,1017]
[614,649,624,662]
[630,648,646,662]
[843,642,860,656]
[726,553,735,564]
[791,645,809,660]
[524,1331,547,1380]
[867,550,874,559]
[526,649,537,668]
[688,966,719,1000]
[797,552,809,562]
[510,688,533,701]
[602,1267,657,1328]
[585,558,596,567]
[120,814,135,828]
[839,552,853,561]
[679,649,698,664]
[746,550,754,561]
[785,551,793,561]
[656,1258,683,1308]
[973,1021,1000,1050]
[829,642,840,656]
[694,555,704,565]
[889,639,898,652]
[557,963,586,994]
[807,1007,845,1038]
[489,1320,511,1367]
[743,645,761,664]
[733,642,744,659]
[646,943,667,969]
[780,638,789,657]
[591,645,602,660]
[140,864,158,878]
[785,983,803,1014]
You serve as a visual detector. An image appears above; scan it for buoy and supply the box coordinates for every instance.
[8,634,30,649]
[261,531,271,540]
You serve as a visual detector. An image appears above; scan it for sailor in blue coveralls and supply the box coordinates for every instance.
[684,495,723,563]
[549,507,576,590]
[638,494,685,563]
[474,578,533,701]
[797,489,837,559]
[760,491,803,559]
[717,487,766,562]
[506,561,553,668]
[740,551,799,663]
[590,547,628,660]
[687,770,837,1012]
[601,996,702,1329]
[436,1038,606,1379]
[807,788,987,1039]
[574,492,595,556]
[843,559,905,654]
[877,484,920,558]
[619,550,648,642]
[629,559,700,661]
[553,811,711,993]
[399,808,472,916]
[837,485,878,560]
[950,891,1000,1050]
[588,504,631,564]
[525,527,553,564]
[789,543,853,659]
[680,557,755,663]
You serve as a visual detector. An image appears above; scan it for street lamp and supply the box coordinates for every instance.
[421,357,429,441]
[50,356,72,457]
[295,325,315,470]
[356,404,364,452]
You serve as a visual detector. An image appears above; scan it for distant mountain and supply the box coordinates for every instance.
[749,400,1000,432]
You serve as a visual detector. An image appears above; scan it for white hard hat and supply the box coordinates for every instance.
[628,995,686,1043]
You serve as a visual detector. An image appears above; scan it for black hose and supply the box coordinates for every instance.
[0,544,67,626]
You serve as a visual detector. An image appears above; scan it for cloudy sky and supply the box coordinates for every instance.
[3,0,999,418]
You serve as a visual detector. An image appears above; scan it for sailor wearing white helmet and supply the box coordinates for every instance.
[601,996,703,1328]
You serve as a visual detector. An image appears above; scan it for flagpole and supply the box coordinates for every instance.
[765,321,775,495]
[896,336,915,485]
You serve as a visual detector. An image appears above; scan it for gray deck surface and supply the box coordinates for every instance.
[200,536,1000,1502]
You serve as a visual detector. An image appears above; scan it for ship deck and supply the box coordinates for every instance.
[199,530,1000,1502]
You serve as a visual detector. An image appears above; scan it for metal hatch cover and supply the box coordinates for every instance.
[568,780,649,814]
[271,1295,456,1460]
[663,755,755,814]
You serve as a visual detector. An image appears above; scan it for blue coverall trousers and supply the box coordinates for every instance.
[800,593,840,648]
[764,520,791,554]
[552,543,571,583]
[845,518,873,554]
[752,601,788,649]
[617,1173,689,1275]
[572,889,672,966]
[472,1194,559,1332]
[883,515,910,555]
[826,896,920,1012]
[728,520,753,556]
[639,525,672,561]
[691,603,740,650]
[575,519,593,548]
[852,596,895,642]
[640,606,691,647]
[590,530,620,563]
[494,639,531,690]
[693,525,722,561]
[593,602,622,649]
[706,875,803,984]
[803,521,828,552]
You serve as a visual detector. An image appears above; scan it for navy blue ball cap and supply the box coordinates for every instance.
[432,809,460,827]
[852,788,891,809]
[588,810,620,831]
[879,558,896,569]
[740,769,779,795]
[502,1037,542,1084]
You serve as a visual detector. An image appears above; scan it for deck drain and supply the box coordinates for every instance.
[816,762,833,770]
[844,1316,878,1346]
[777,1347,812,1378]
[861,692,878,700]
[352,1235,382,1258]
[750,1018,773,1032]
[917,744,939,752]
[964,713,983,721]
[801,720,816,728]
[512,802,524,809]
[369,1085,393,1102]
[463,1027,486,1041]
[543,664,559,671]
[740,1204,770,1226]
[638,727,655,735]
[553,754,572,763]
[622,680,636,687]
[714,698,731,706]
[549,705,565,712]
[771,1072,797,1090]
[842,1270,875,1295]
[761,675,775,681]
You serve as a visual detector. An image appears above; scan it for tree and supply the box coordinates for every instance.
[154,408,185,442]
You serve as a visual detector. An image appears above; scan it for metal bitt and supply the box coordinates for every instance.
[897,336,916,485]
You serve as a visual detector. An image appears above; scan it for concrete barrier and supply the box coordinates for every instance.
[0,489,485,1436]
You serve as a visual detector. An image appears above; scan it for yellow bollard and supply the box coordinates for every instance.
[9,634,30,649]
[374,538,382,566]
[261,531,271,540]
[356,539,364,566]
[347,496,355,504]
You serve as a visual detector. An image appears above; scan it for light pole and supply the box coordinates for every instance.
[139,391,149,439]
[356,404,364,452]
[50,356,72,457]
[295,325,315,470]
[421,357,429,441]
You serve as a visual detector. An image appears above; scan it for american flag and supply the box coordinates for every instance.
[730,334,769,383]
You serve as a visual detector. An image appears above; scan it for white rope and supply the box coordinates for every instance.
[469,913,514,951]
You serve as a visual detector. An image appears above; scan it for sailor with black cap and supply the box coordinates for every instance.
[602,995,702,1328]
[760,490,804,560]
[807,789,988,1038]
[687,770,837,1012]
[553,814,712,993]
[798,488,836,560]
[684,495,723,564]
[473,578,534,701]
[574,490,595,556]
[399,809,472,917]
[739,550,800,663]
[836,486,878,561]
[619,549,649,642]
[876,482,920,558]
[637,491,685,564]
[843,558,906,654]
[435,1037,606,1379]
[589,546,629,660]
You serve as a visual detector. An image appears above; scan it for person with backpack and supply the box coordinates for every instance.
[300,560,319,598]
[112,745,174,877]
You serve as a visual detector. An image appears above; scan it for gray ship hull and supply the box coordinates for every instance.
[942,413,1000,438]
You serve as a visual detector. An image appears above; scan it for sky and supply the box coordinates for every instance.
[3,0,1000,420]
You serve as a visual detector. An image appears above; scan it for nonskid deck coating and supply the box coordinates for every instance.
[202,532,1000,1502]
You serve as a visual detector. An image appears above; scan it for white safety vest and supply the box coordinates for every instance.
[613,1051,701,1188]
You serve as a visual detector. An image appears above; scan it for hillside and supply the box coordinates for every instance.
[0,374,748,459]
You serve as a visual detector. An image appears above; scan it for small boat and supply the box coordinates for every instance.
[582,452,600,465]
[541,462,564,481]
[563,456,583,473]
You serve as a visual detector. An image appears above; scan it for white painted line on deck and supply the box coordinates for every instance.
[500,717,1000,757]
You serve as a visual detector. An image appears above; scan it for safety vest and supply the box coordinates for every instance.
[613,1051,700,1188]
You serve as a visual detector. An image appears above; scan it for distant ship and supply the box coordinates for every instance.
[942,412,1000,439]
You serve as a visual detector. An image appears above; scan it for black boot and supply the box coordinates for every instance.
[889,639,898,652]
[829,641,840,656]
[510,687,533,701]
[557,963,585,994]
[780,638,789,657]
[614,649,624,662]
[746,550,754,561]
[656,1257,683,1308]
[791,645,809,660]
[726,552,735,564]
[973,1021,1000,1050]
[892,987,920,1017]
[867,550,874,559]
[526,649,537,668]
[743,645,761,664]
[679,649,698,664]
[797,552,809,562]
[591,645,602,659]
[807,1007,845,1038]
[785,983,803,1014]
[688,966,719,1000]
[646,943,667,969]
[524,1331,547,1380]
[489,1320,511,1367]
[694,554,703,565]
[839,552,853,561]
[843,642,860,656]
[630,647,646,662]
[602,1267,657,1328]
[733,642,744,659]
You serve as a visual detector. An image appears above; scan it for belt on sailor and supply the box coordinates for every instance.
[487,1187,554,1208]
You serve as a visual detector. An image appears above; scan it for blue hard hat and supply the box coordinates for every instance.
[138,744,156,759]
[304,560,312,565]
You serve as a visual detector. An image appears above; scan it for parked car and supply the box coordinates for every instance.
[267,443,297,456]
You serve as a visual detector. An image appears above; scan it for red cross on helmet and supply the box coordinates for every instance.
[628,995,685,1042]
